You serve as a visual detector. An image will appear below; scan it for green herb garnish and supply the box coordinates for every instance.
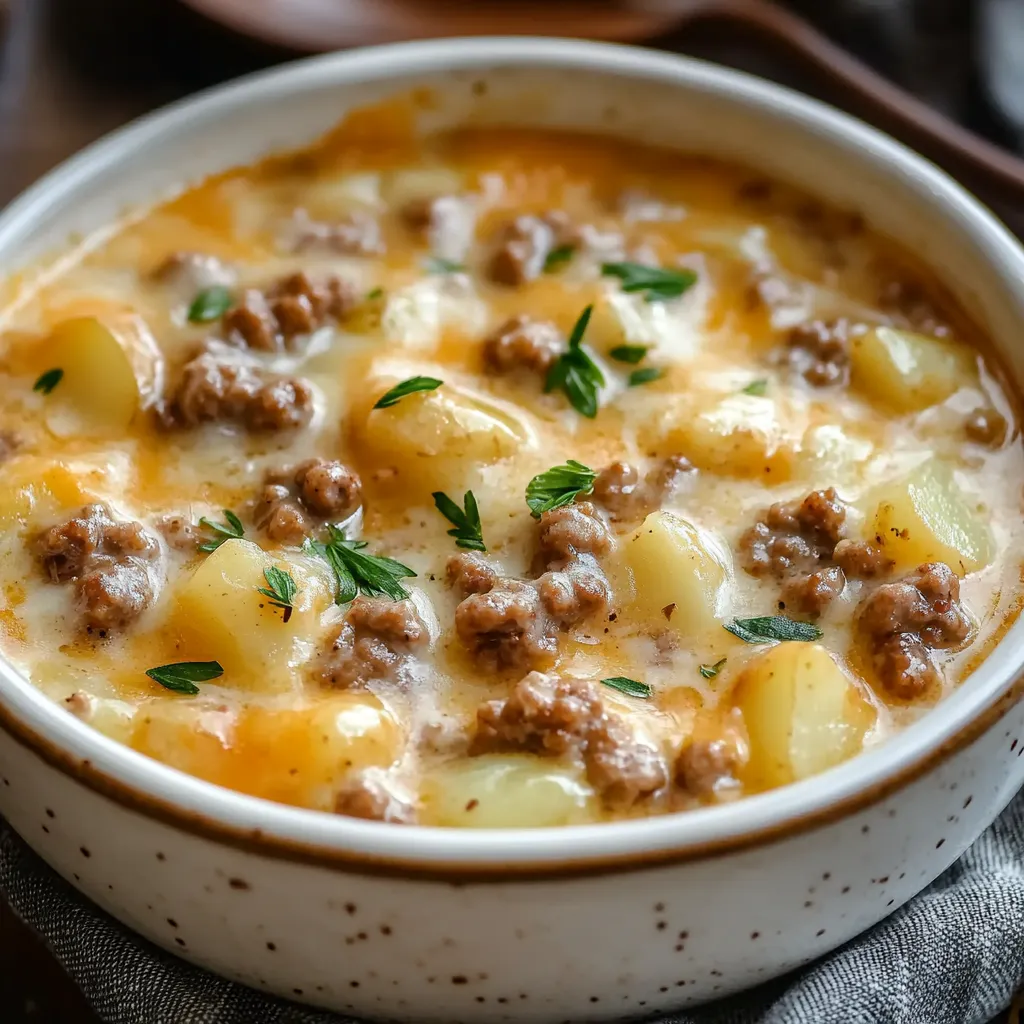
[601,677,652,699]
[543,244,575,273]
[545,305,604,418]
[145,661,223,696]
[525,460,597,519]
[187,285,233,324]
[609,345,648,365]
[373,376,443,409]
[724,616,823,644]
[33,368,63,395]
[602,261,698,302]
[699,657,727,680]
[257,566,298,622]
[198,509,244,553]
[305,526,416,604]
[366,286,384,300]
[741,379,768,396]
[628,367,663,387]
[432,490,486,552]
[424,257,464,275]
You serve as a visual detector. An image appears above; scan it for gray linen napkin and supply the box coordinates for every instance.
[2,793,1024,1024]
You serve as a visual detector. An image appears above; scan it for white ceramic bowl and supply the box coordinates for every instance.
[1,38,1024,1023]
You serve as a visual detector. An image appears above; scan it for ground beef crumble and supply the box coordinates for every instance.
[155,515,199,553]
[675,738,743,799]
[36,504,159,630]
[856,562,971,700]
[289,209,384,257]
[161,352,315,432]
[489,211,577,285]
[535,561,611,627]
[254,459,362,545]
[782,319,859,387]
[450,505,613,672]
[537,501,611,566]
[446,551,499,597]
[470,672,666,808]
[740,488,847,578]
[482,315,564,375]
[319,597,427,688]
[399,194,474,259]
[454,579,559,673]
[333,769,416,824]
[781,565,847,618]
[739,488,891,617]
[591,456,696,522]
[222,272,357,351]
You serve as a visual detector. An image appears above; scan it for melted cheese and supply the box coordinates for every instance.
[0,119,1021,827]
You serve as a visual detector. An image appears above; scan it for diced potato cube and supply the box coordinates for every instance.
[642,392,802,480]
[589,284,706,361]
[168,539,333,691]
[233,696,402,806]
[850,326,976,413]
[302,172,382,216]
[733,642,875,788]
[381,277,488,351]
[43,315,163,437]
[420,754,597,828]
[0,454,132,529]
[353,373,536,498]
[797,424,874,483]
[614,511,732,638]
[865,460,992,575]
[131,694,401,809]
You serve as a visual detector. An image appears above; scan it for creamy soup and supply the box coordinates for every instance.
[0,111,1020,828]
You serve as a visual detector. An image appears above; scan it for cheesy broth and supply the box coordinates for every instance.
[0,122,1020,827]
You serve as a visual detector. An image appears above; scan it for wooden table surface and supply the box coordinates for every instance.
[0,1,1019,1020]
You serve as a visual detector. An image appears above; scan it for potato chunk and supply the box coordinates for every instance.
[131,694,401,809]
[642,392,802,480]
[43,315,163,437]
[381,279,487,351]
[614,511,732,638]
[865,460,992,575]
[420,754,597,828]
[0,454,130,529]
[353,373,536,498]
[589,285,706,362]
[168,539,332,691]
[734,642,875,788]
[850,326,976,413]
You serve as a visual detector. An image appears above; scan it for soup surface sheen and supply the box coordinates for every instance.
[0,114,1020,828]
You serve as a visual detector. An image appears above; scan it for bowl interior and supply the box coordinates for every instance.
[1,38,1023,869]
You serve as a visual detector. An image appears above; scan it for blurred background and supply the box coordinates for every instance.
[0,0,1022,1021]
[1,0,1022,205]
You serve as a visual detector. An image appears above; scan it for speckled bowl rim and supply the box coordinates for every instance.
[1,38,1024,877]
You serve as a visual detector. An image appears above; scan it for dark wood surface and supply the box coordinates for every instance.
[0,1,1019,1020]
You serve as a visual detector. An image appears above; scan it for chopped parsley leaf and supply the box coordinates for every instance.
[33,368,63,395]
[373,376,443,409]
[525,460,597,519]
[198,510,244,553]
[432,490,486,552]
[145,661,223,695]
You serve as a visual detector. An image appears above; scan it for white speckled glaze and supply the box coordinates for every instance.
[1,39,1024,1023]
